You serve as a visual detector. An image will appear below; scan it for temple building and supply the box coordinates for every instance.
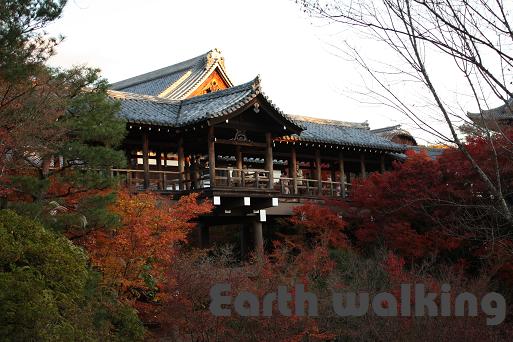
[108,49,407,254]
[467,98,513,129]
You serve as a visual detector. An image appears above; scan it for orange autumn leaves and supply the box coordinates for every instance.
[81,191,212,300]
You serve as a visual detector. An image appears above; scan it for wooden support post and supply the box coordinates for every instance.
[155,150,161,189]
[265,132,274,189]
[236,145,243,185]
[360,153,367,179]
[142,132,150,189]
[380,154,386,173]
[339,152,346,198]
[184,156,190,190]
[315,149,322,195]
[253,220,264,256]
[178,136,185,190]
[162,152,168,190]
[208,126,216,187]
[290,146,298,194]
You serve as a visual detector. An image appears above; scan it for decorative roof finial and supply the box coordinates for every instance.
[206,48,223,69]
[252,75,262,93]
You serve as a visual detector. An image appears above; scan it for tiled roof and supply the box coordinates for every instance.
[292,115,369,130]
[371,125,417,145]
[281,117,406,152]
[467,98,513,122]
[109,76,300,129]
[108,91,180,126]
[109,48,233,100]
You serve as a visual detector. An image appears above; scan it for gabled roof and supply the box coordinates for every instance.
[109,76,301,131]
[109,48,233,100]
[281,116,406,152]
[371,125,417,146]
[467,98,513,123]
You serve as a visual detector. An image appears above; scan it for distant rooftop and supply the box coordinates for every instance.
[467,98,513,125]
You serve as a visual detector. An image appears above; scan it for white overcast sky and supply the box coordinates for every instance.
[45,0,483,145]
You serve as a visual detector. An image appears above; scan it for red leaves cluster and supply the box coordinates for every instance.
[80,190,212,321]
[344,129,513,282]
[346,151,462,260]
[288,202,348,249]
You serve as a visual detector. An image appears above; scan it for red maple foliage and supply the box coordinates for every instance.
[80,190,212,324]
[288,201,348,249]
[342,129,513,284]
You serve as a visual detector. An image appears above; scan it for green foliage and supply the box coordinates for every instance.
[76,192,121,230]
[0,0,66,80]
[0,209,145,341]
[9,175,50,200]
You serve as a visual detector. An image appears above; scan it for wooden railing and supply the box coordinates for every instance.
[111,168,182,191]
[213,168,271,189]
[111,168,350,197]
[277,177,351,197]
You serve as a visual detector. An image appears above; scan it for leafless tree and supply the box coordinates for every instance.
[297,0,513,225]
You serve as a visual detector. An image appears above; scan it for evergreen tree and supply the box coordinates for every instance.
[0,0,127,232]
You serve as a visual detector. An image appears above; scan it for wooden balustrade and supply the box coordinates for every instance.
[213,168,271,189]
[109,168,350,197]
[278,176,351,197]
[111,168,182,191]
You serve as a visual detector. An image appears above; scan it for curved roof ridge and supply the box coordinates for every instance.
[107,89,180,104]
[467,97,513,120]
[370,124,402,133]
[291,115,369,130]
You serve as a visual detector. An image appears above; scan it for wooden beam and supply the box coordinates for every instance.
[339,152,346,198]
[142,132,150,189]
[360,154,367,178]
[235,146,243,179]
[273,152,382,163]
[208,126,216,187]
[290,146,298,194]
[215,138,267,148]
[178,136,185,190]
[315,149,322,194]
[265,132,274,189]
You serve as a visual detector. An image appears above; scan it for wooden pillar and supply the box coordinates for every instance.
[315,149,322,194]
[360,153,367,178]
[155,150,162,190]
[142,132,150,189]
[236,145,243,184]
[265,132,273,189]
[290,146,298,194]
[339,152,346,197]
[253,220,264,256]
[178,136,185,190]
[208,126,216,187]
[380,154,386,173]
[184,156,191,190]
